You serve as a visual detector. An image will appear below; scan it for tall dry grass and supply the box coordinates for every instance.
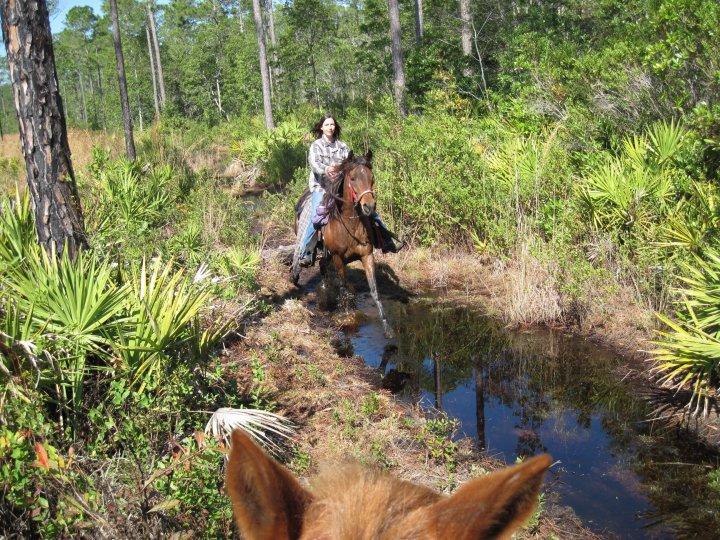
[0,129,123,194]
[500,241,562,326]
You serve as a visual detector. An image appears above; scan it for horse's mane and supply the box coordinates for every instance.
[321,152,372,219]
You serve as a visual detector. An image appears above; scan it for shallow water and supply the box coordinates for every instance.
[347,295,720,539]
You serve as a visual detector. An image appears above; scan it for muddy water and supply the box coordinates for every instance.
[346,295,720,539]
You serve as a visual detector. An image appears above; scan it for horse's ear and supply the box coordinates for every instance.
[347,150,354,162]
[225,429,313,540]
[365,149,373,163]
[423,454,552,539]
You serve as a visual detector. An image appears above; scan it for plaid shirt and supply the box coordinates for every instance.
[308,136,349,192]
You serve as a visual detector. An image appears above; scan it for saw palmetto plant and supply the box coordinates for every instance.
[653,249,720,416]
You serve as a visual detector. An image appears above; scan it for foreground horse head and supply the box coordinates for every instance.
[226,429,552,540]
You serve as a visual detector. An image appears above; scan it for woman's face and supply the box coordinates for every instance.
[321,118,336,139]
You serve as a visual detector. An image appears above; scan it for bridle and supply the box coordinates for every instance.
[349,184,375,207]
[345,166,375,208]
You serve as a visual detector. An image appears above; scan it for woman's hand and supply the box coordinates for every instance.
[326,165,340,179]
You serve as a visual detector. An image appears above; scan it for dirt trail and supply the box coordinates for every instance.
[220,254,597,538]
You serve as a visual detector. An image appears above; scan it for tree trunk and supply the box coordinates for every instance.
[146,23,160,118]
[387,0,407,116]
[109,0,136,160]
[251,0,274,129]
[1,0,87,258]
[474,367,486,449]
[0,97,4,139]
[78,71,87,124]
[264,0,276,48]
[459,0,472,56]
[147,0,165,108]
[94,44,106,130]
[264,0,277,99]
[133,64,143,131]
[309,52,320,109]
[413,0,423,45]
[433,357,442,410]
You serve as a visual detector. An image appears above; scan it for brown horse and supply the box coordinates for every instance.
[226,429,552,540]
[294,150,391,336]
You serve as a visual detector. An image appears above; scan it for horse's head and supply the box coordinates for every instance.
[342,149,375,217]
[226,428,552,540]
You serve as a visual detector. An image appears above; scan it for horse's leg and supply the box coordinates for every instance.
[361,253,392,338]
[332,253,346,285]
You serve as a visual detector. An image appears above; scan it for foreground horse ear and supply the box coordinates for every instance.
[225,429,313,540]
[426,454,552,539]
[365,148,373,163]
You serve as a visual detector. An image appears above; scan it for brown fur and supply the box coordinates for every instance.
[295,151,392,334]
[226,429,552,540]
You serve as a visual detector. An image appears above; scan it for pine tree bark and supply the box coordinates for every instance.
[387,0,407,116]
[251,0,274,129]
[1,0,88,258]
[146,0,165,108]
[109,0,136,159]
[414,0,423,45]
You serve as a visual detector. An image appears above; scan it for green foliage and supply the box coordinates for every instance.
[653,248,720,414]
[234,119,307,186]
[360,392,381,418]
[578,121,686,238]
[418,415,458,472]
[98,159,172,228]
[151,436,234,536]
[116,258,214,392]
[0,188,36,273]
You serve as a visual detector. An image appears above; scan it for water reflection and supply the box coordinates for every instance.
[350,297,720,539]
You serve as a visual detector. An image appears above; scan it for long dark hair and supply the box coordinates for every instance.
[311,114,341,140]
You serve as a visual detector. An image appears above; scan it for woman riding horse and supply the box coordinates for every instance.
[297,114,403,267]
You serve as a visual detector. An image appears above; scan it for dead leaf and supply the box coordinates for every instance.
[148,499,181,513]
[34,442,50,470]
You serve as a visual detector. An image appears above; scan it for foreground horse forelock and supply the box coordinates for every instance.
[226,429,552,540]
[294,149,393,336]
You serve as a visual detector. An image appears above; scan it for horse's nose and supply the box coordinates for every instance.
[362,201,376,216]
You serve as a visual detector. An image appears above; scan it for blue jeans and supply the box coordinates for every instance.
[300,190,324,257]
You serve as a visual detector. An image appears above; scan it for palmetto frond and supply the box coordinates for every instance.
[205,407,296,454]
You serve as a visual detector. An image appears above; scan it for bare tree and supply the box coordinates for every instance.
[146,0,165,108]
[251,0,274,129]
[264,0,276,48]
[1,0,87,257]
[459,0,472,55]
[109,0,136,159]
[387,0,407,116]
[459,0,473,76]
[146,23,160,118]
[414,0,424,45]
[264,0,278,96]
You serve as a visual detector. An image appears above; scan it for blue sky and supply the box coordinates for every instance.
[51,0,105,33]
